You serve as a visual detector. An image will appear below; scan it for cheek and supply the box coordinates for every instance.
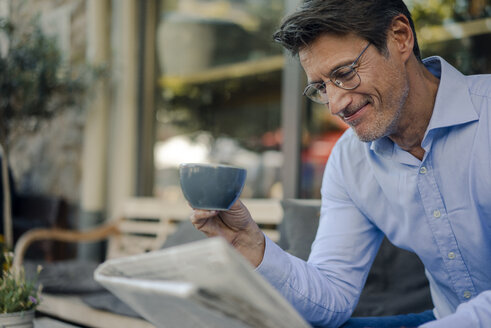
[376,64,408,107]
[356,57,408,109]
[357,73,391,107]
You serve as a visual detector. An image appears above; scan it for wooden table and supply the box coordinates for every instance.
[34,317,83,328]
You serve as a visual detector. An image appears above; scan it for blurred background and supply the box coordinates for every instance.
[0,0,490,259]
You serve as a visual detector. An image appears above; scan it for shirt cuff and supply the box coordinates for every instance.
[255,234,292,289]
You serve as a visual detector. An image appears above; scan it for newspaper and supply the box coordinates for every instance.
[94,237,311,328]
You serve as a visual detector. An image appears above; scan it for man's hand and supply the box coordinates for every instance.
[191,199,265,267]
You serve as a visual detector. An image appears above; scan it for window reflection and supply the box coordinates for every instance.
[154,0,285,200]
[410,0,491,74]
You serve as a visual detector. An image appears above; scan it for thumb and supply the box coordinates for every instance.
[227,199,252,218]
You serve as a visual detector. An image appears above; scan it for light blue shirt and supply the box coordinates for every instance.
[257,57,491,328]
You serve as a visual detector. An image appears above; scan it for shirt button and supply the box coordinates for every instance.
[448,252,456,259]
[433,210,441,218]
[463,291,472,299]
[419,166,427,174]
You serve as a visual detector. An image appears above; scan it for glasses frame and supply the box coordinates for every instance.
[303,42,371,104]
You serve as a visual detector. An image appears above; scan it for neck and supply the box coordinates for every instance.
[389,57,440,160]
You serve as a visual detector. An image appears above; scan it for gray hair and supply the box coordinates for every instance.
[273,0,421,61]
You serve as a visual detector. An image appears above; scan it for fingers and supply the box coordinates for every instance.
[189,209,222,237]
[192,209,218,219]
[228,199,252,218]
[190,209,218,227]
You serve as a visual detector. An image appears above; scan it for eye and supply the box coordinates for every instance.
[332,66,356,81]
[306,82,325,95]
[317,82,327,93]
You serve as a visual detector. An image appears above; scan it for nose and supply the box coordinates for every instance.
[325,82,352,116]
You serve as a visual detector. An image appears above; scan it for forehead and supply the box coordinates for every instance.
[299,33,365,78]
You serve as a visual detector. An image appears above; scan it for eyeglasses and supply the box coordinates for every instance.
[303,43,371,104]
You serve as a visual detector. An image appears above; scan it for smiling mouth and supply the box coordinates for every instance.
[340,101,370,122]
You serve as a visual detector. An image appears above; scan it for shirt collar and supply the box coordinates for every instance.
[423,56,478,131]
[371,56,478,157]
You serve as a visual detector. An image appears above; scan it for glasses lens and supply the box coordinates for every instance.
[304,83,327,104]
[331,66,360,89]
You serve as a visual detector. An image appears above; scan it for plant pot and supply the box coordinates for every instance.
[0,309,35,328]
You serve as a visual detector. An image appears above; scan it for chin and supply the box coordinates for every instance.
[353,124,392,142]
[355,132,380,143]
[353,112,400,143]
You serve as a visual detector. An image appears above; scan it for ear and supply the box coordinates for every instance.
[387,14,414,63]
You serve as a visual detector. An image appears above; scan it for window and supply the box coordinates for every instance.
[154,0,286,200]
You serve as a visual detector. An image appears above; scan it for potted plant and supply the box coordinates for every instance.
[0,240,41,327]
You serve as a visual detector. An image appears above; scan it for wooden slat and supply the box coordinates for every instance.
[121,197,164,218]
[37,295,155,328]
[242,198,283,225]
[34,317,81,328]
[118,220,166,235]
[121,197,191,220]
[159,200,193,220]
[108,235,161,259]
[262,229,280,243]
[123,198,283,224]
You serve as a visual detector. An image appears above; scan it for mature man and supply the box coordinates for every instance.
[191,0,491,327]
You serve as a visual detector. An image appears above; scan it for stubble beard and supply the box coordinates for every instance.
[353,80,410,143]
[354,105,402,142]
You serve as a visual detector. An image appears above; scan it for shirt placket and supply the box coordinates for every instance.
[417,157,476,303]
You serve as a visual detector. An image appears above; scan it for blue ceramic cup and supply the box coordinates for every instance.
[179,163,247,210]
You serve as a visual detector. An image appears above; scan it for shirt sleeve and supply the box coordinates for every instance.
[419,290,491,328]
[256,144,384,327]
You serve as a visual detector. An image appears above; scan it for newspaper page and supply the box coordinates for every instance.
[94,237,311,328]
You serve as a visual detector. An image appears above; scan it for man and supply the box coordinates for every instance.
[191,0,491,327]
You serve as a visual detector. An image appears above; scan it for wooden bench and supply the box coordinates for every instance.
[242,198,283,242]
[13,197,283,328]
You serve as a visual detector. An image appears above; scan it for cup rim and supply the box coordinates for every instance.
[179,163,245,170]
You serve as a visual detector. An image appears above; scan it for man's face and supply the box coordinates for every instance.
[299,34,409,142]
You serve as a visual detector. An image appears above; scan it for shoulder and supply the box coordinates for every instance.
[466,74,491,98]
[466,74,491,116]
